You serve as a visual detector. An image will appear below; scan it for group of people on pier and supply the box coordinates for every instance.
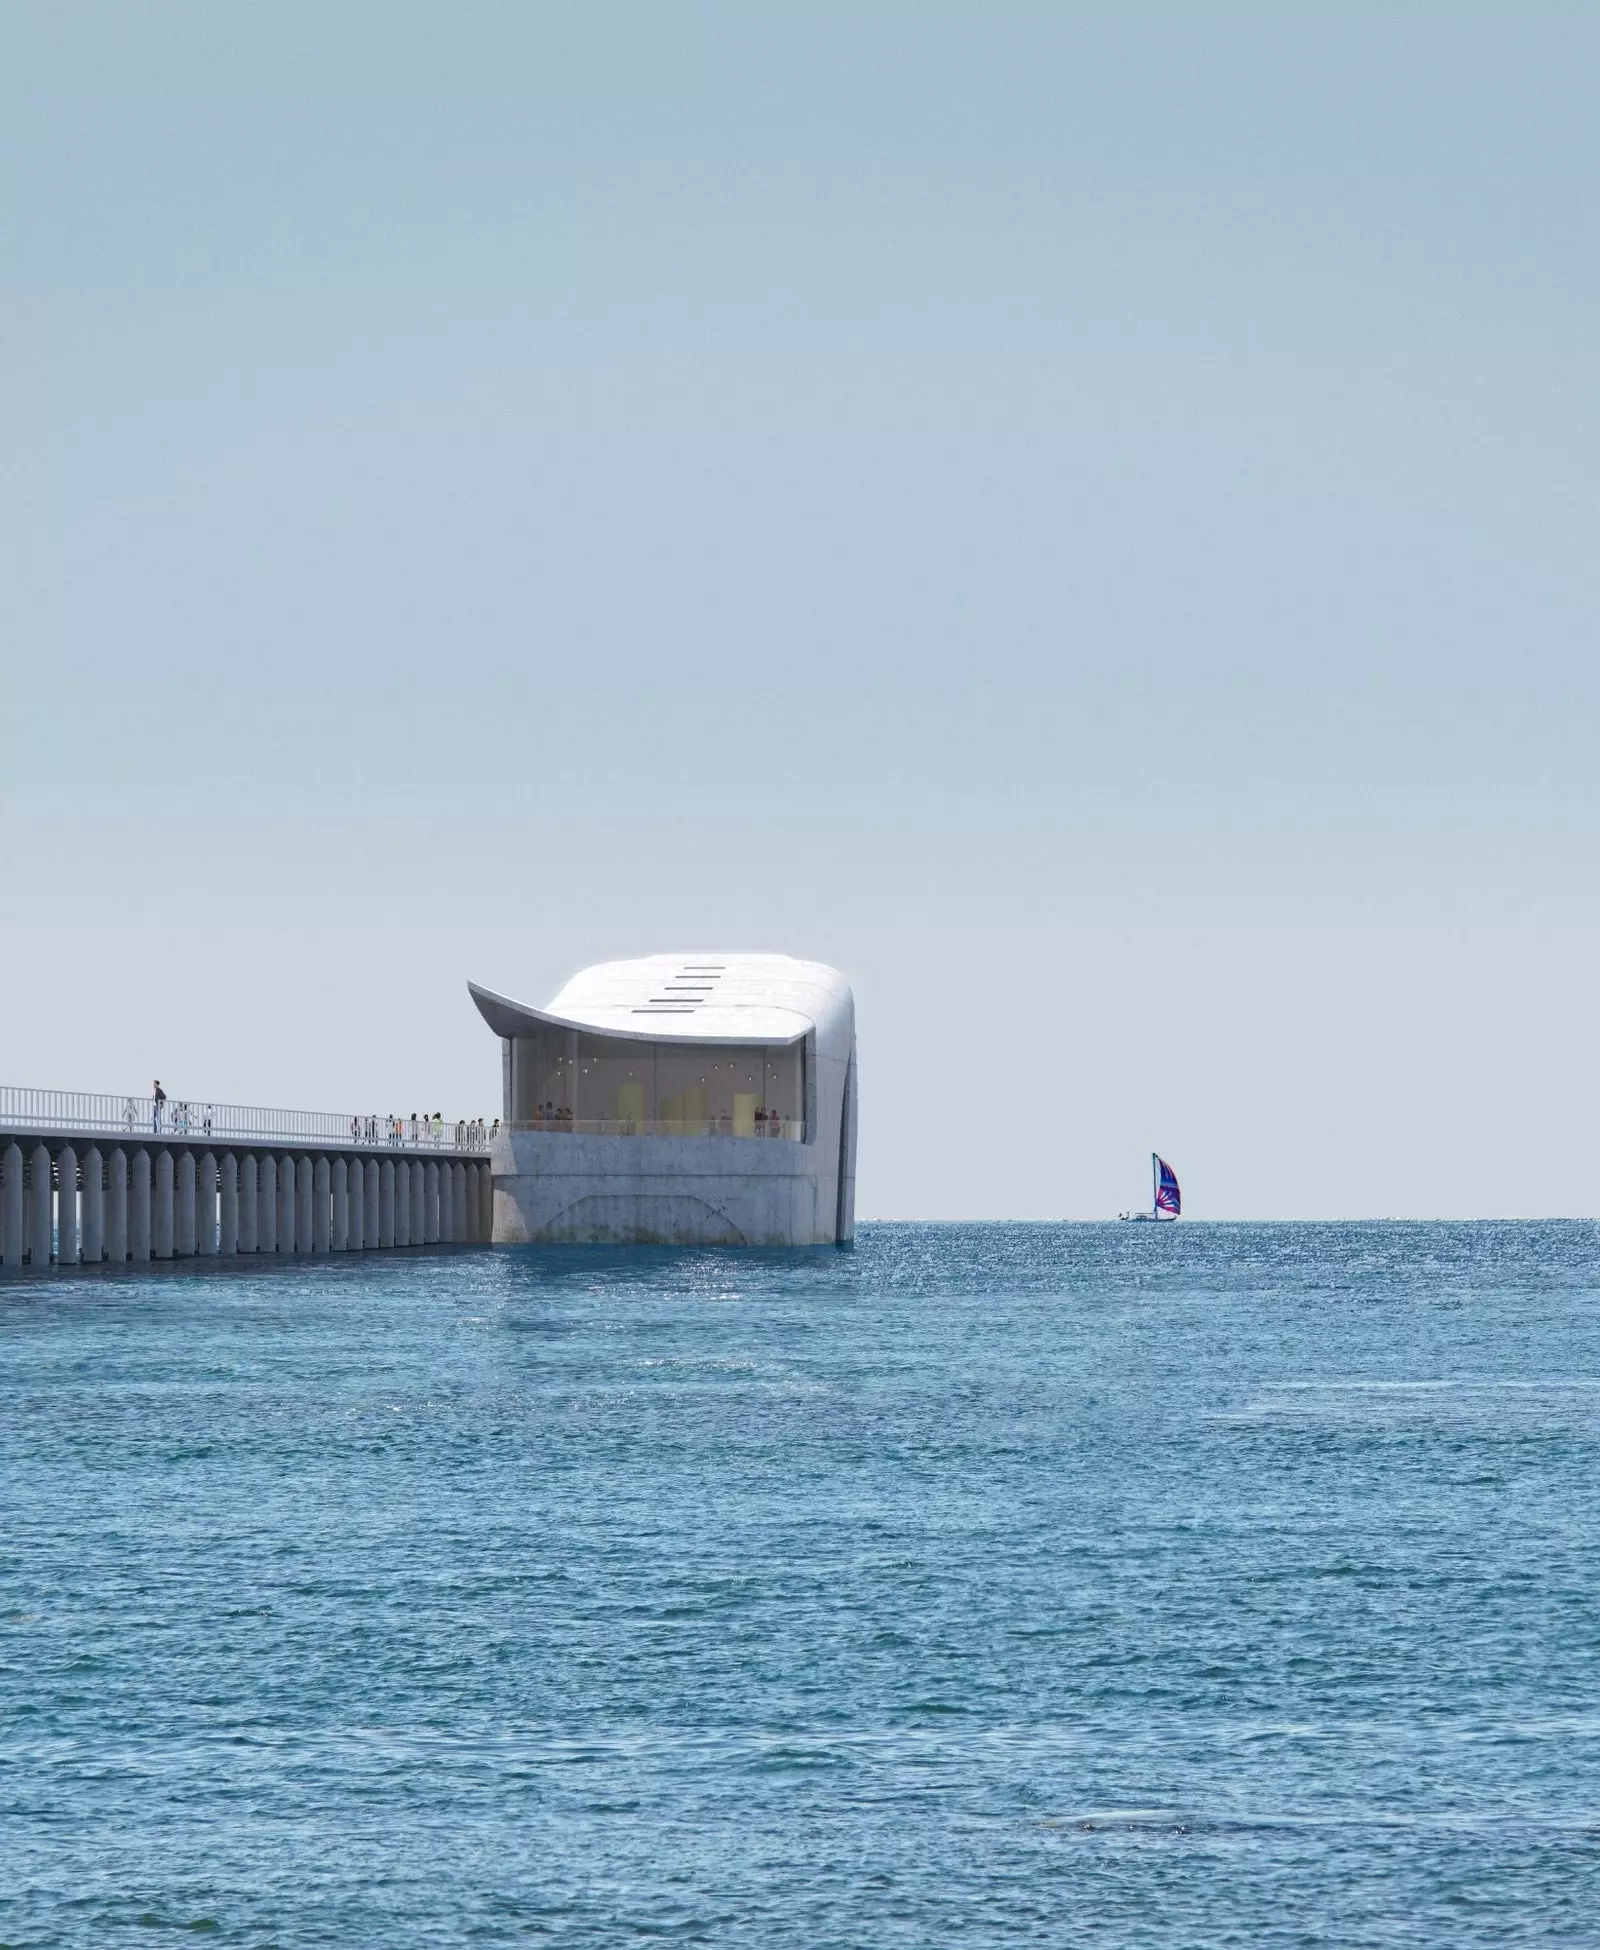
[351,1113,497,1150]
[132,1088,494,1153]
[143,1082,213,1137]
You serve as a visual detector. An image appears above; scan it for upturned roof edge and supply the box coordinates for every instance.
[467,981,812,1047]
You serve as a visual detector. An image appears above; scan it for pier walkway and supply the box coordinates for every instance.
[0,1087,492,1272]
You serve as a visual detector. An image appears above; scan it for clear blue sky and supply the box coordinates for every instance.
[5,2,1597,1218]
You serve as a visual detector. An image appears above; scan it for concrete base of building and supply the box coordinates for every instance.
[489,1132,849,1247]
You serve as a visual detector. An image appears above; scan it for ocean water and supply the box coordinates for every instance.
[3,1222,1600,1946]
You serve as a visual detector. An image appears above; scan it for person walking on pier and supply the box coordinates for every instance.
[152,1079,167,1132]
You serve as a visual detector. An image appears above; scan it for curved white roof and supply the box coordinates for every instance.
[470,953,851,1047]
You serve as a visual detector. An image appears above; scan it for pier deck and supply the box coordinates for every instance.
[1,1087,492,1271]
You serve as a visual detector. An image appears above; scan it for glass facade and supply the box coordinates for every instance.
[509,1030,805,1139]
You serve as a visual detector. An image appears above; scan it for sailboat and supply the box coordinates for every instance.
[1119,1154,1181,1223]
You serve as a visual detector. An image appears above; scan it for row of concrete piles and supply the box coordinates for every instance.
[0,1143,492,1270]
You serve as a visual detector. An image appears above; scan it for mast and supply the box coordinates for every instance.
[1150,1151,1158,1218]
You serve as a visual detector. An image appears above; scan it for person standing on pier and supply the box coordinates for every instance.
[152,1079,167,1132]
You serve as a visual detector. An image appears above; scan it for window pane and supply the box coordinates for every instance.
[575,1033,655,1130]
[511,1031,573,1124]
[512,1033,804,1136]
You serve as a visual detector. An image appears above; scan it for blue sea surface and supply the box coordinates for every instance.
[3,1223,1600,1945]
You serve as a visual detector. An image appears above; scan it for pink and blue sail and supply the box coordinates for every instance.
[1154,1155,1181,1217]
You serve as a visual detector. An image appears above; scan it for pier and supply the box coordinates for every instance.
[0,1087,493,1272]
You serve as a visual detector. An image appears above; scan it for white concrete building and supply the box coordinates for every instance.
[470,954,857,1246]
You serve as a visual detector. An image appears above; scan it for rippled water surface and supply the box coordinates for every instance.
[5,1223,1600,1945]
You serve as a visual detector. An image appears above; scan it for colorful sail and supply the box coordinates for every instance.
[1154,1156,1181,1216]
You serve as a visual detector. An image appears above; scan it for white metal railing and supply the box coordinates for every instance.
[506,1116,804,1141]
[0,1087,490,1153]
